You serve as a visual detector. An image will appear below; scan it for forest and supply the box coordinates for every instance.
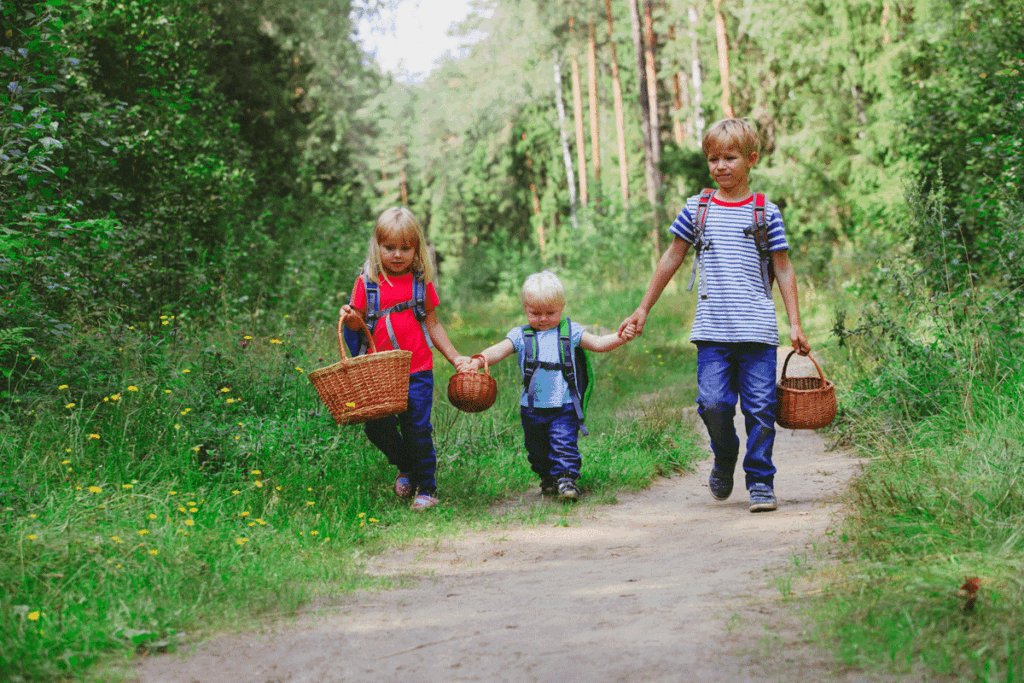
[1,0,1022,679]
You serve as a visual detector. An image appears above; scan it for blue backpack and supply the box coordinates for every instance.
[521,318,594,436]
[343,271,432,357]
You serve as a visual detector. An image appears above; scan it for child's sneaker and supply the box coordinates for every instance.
[540,477,559,496]
[411,493,438,511]
[749,483,777,512]
[557,478,579,501]
[394,473,413,499]
[708,465,734,501]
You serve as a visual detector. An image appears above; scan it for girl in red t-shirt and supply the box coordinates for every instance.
[341,207,471,511]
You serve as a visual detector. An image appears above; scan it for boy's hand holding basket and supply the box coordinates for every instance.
[308,311,412,425]
[776,350,837,430]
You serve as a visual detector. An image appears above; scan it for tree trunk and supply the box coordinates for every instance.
[553,54,579,229]
[604,0,630,206]
[713,0,734,118]
[587,19,602,206]
[689,4,705,143]
[525,149,545,256]
[642,0,663,217]
[881,0,891,44]
[669,26,688,145]
[628,0,663,255]
[570,41,588,206]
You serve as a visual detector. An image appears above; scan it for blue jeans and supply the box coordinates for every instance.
[520,405,581,481]
[695,342,777,489]
[364,371,436,495]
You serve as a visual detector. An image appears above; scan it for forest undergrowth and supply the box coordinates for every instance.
[0,285,704,682]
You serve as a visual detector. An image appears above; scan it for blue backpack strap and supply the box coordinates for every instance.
[412,273,433,348]
[742,193,773,298]
[559,318,588,436]
[369,272,434,351]
[521,325,561,411]
[687,188,716,300]
[343,272,373,356]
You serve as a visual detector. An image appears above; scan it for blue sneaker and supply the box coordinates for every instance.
[708,465,734,501]
[749,483,777,512]
[557,478,579,501]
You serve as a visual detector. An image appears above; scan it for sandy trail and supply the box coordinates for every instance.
[132,352,896,683]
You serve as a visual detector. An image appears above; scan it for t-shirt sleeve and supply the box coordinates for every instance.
[669,196,700,244]
[424,281,441,310]
[767,203,790,252]
[505,326,524,354]
[349,277,366,311]
[570,321,585,348]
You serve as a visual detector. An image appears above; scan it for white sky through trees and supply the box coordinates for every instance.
[357,0,481,82]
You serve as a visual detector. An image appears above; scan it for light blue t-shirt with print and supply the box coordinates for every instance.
[506,321,584,408]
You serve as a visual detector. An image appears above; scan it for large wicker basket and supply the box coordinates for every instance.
[447,354,498,413]
[776,350,837,430]
[308,312,411,425]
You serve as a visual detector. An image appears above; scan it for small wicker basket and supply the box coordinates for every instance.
[776,350,837,430]
[308,312,411,425]
[447,354,498,413]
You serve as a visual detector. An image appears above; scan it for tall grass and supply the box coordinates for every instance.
[815,188,1024,681]
[0,288,704,681]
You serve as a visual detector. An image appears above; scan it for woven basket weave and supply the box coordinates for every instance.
[308,312,411,425]
[447,354,498,413]
[776,350,837,430]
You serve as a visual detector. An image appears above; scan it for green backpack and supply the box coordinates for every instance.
[521,318,594,436]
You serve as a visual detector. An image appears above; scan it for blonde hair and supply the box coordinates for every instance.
[521,270,567,310]
[363,207,434,284]
[702,118,760,158]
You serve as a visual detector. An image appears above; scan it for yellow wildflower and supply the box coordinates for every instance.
[89,486,102,493]
[270,339,283,344]
[220,387,230,393]
[27,611,40,621]
[65,403,75,409]
[88,434,100,440]
[58,385,68,390]
[251,470,261,475]
[238,511,250,517]
[184,520,194,526]
[26,534,37,541]
[127,386,138,392]
[235,537,248,545]
[138,529,148,535]
[149,549,159,555]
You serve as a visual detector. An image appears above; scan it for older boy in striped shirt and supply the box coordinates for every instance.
[619,118,810,512]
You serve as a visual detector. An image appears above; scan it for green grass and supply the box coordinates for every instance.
[0,289,705,682]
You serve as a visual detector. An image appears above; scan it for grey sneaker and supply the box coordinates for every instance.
[749,483,777,512]
[557,478,579,501]
[708,465,734,501]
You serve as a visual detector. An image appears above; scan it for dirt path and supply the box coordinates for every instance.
[131,352,895,683]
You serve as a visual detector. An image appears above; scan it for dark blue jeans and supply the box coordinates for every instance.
[364,371,436,495]
[520,405,581,481]
[695,342,777,490]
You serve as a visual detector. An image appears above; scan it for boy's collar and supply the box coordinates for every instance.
[711,192,755,207]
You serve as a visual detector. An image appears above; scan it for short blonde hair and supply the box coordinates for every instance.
[364,207,434,284]
[521,270,566,310]
[702,118,760,158]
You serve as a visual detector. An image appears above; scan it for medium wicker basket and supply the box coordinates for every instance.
[447,354,498,413]
[776,350,837,430]
[308,312,411,425]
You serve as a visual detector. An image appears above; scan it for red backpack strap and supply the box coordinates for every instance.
[687,188,717,299]
[743,193,774,297]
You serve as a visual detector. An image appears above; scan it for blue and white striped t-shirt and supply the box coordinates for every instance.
[671,193,789,346]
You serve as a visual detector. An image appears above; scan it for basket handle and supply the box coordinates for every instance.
[780,349,826,386]
[336,308,377,360]
[467,353,490,374]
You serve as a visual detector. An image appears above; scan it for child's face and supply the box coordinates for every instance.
[706,145,758,194]
[524,301,563,331]
[379,235,416,276]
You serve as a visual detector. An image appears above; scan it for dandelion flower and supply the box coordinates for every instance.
[187,501,196,506]
[310,530,319,536]
[295,367,304,374]
[61,459,70,465]
[65,403,75,409]
[169,491,177,495]
[192,446,201,452]
[165,389,172,394]
[235,537,248,545]
[27,611,40,621]
[232,490,240,495]
[238,511,250,517]
[270,339,283,344]
[256,519,266,526]
[184,519,194,526]
[161,321,169,326]
[29,514,36,518]
[358,512,366,518]
[138,529,149,535]
[306,501,315,506]
[255,481,263,488]
[345,402,356,408]
[26,534,37,541]
[89,486,102,493]
[88,434,100,440]
[59,385,68,390]
[177,506,187,513]
[111,536,122,543]
[148,514,157,520]
[251,470,261,475]
[182,369,191,374]
[226,398,235,404]
[369,518,379,523]
[122,484,132,489]
[160,315,168,320]
[111,394,121,401]
[189,508,198,513]
[220,387,230,393]
[149,549,159,555]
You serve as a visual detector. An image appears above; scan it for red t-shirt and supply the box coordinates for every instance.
[350,273,440,373]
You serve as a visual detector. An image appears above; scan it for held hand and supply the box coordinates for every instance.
[619,323,638,341]
[453,355,474,372]
[790,325,811,356]
[618,309,648,338]
[340,304,357,325]
[466,356,483,372]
